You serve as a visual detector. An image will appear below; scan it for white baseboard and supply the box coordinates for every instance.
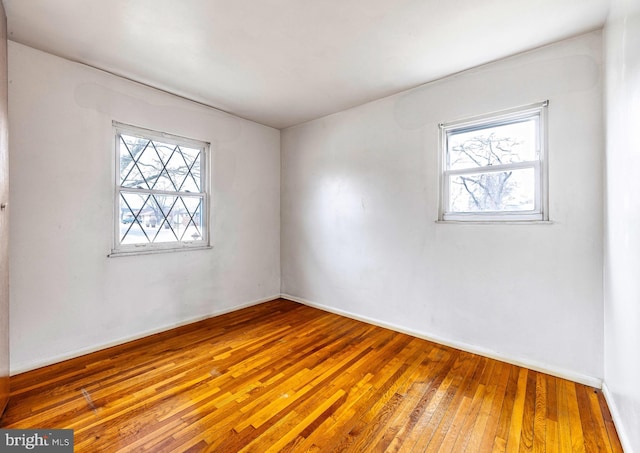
[281,293,602,389]
[602,382,633,453]
[10,294,281,376]
[12,292,603,391]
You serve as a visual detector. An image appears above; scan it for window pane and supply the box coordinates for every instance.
[447,118,538,170]
[166,146,201,193]
[119,192,157,245]
[150,141,178,191]
[119,135,202,193]
[177,196,204,241]
[119,192,204,245]
[448,167,535,213]
[120,136,151,189]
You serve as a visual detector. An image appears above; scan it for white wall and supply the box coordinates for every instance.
[8,42,281,373]
[282,32,604,384]
[603,0,640,451]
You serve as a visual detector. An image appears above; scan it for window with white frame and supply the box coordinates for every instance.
[439,101,548,222]
[112,122,210,255]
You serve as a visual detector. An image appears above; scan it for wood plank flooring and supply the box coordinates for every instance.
[0,299,623,452]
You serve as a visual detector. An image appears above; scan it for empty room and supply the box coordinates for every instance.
[0,0,638,452]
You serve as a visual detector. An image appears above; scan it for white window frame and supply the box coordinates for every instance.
[111,122,211,257]
[438,101,549,222]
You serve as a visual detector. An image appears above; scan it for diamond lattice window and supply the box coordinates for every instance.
[112,122,210,255]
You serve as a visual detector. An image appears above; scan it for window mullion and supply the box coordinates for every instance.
[445,161,538,177]
[118,187,205,198]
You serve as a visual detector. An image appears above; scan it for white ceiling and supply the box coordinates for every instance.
[4,0,610,129]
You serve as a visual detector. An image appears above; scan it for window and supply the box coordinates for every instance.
[112,122,210,255]
[439,101,548,222]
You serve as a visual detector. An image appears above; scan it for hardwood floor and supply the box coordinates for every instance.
[0,299,623,452]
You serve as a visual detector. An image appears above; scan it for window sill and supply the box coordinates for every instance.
[108,245,212,258]
[435,220,554,225]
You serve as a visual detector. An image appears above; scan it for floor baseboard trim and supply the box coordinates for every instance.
[10,294,281,376]
[602,382,633,453]
[281,293,603,389]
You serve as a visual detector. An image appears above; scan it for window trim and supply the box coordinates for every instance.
[110,121,211,257]
[438,101,549,222]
